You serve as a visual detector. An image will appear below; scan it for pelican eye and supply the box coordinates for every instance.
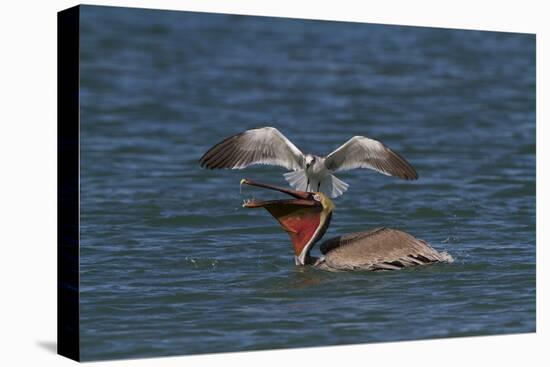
[313,194,321,202]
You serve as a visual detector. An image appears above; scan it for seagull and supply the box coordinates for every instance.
[199,127,418,198]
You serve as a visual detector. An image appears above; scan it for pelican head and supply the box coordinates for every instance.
[240,178,334,265]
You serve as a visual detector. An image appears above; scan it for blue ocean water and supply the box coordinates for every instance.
[78,6,535,361]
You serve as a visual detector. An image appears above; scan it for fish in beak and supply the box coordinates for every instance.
[240,178,335,265]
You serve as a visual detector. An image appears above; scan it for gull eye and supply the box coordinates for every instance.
[313,194,321,202]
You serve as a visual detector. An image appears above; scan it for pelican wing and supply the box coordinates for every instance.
[319,227,453,271]
[199,127,304,170]
[324,136,418,180]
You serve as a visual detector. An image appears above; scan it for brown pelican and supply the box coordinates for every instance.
[240,178,452,271]
[200,127,417,198]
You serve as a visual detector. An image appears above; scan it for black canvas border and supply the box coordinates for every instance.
[57,5,80,362]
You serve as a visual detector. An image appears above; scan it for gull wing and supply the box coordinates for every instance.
[199,127,305,171]
[324,136,418,180]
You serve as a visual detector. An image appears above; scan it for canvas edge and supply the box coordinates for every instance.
[57,4,80,362]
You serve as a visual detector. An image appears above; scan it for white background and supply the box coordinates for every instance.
[0,0,546,366]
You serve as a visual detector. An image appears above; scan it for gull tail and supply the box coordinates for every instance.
[284,171,349,198]
[283,170,308,191]
[320,174,349,198]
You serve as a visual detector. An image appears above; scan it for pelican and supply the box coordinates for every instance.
[199,127,418,198]
[240,178,452,270]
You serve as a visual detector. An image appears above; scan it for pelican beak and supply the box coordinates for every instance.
[240,178,334,265]
[240,178,313,202]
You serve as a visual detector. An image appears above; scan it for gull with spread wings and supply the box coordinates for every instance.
[199,127,418,198]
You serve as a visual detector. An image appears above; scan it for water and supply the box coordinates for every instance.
[78,5,536,361]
